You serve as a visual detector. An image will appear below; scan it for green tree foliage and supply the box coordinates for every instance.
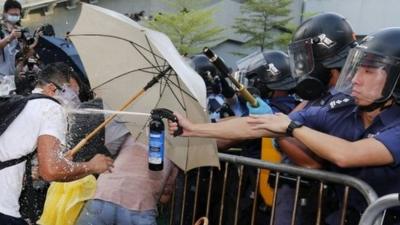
[147,0,223,56]
[233,0,293,51]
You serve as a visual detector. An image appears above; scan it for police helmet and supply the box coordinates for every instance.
[190,54,218,78]
[237,50,296,98]
[336,27,400,110]
[190,54,220,94]
[289,12,357,100]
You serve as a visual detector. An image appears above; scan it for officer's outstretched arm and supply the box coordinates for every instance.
[168,112,280,140]
[249,114,394,168]
[289,126,394,168]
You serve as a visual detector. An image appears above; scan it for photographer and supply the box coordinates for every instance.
[0,0,23,76]
[15,54,41,95]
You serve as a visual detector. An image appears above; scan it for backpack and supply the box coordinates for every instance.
[0,93,59,170]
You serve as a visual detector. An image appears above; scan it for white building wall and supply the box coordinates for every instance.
[304,0,400,35]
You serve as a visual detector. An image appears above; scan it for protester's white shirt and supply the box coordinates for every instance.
[0,97,66,218]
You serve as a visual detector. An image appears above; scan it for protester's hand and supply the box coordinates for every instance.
[10,28,21,39]
[87,154,114,174]
[167,112,193,137]
[247,97,273,115]
[64,150,74,161]
[247,113,291,134]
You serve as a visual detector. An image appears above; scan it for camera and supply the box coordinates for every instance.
[18,27,35,45]
[36,24,55,36]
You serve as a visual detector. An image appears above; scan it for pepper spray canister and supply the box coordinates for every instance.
[148,116,164,171]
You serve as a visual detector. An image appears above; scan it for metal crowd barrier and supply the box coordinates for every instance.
[167,153,382,225]
[359,193,400,225]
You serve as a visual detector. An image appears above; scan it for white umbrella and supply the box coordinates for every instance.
[68,3,219,171]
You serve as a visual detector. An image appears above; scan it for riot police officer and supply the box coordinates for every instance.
[242,50,298,114]
[289,12,357,103]
[168,27,400,225]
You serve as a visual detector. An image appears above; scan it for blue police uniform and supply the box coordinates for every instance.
[269,95,299,115]
[274,90,337,225]
[290,93,400,222]
[206,93,225,122]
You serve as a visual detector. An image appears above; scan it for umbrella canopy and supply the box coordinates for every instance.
[35,35,89,87]
[69,3,219,171]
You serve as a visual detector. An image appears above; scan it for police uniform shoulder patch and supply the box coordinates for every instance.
[328,96,353,110]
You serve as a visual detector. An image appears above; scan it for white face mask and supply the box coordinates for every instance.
[54,84,81,109]
[6,14,20,24]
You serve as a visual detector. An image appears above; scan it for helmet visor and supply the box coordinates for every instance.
[288,38,315,78]
[336,48,400,104]
[236,52,266,79]
[237,52,283,83]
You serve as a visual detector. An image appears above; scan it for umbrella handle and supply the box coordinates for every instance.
[68,89,146,157]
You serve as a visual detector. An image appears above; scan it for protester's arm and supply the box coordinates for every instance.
[249,113,394,167]
[168,112,281,140]
[37,135,113,182]
[0,29,20,49]
[37,100,113,182]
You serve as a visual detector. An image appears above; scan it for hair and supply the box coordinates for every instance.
[3,0,22,13]
[37,62,73,88]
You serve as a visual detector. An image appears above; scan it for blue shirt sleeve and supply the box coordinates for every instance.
[374,125,400,166]
[288,106,328,130]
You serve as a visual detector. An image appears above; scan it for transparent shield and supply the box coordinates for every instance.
[288,39,315,78]
[236,52,266,79]
[336,48,400,104]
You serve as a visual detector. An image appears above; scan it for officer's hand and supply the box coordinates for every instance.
[248,113,291,134]
[87,154,114,174]
[167,112,193,137]
[247,97,273,115]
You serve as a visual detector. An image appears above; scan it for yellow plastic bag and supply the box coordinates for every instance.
[37,175,97,225]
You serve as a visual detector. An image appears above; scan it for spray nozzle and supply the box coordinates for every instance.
[150,108,183,136]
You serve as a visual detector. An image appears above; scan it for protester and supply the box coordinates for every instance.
[0,0,22,76]
[0,62,113,225]
[75,138,178,225]
[38,80,178,225]
[168,27,400,224]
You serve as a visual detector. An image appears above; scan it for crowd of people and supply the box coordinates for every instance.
[0,0,400,224]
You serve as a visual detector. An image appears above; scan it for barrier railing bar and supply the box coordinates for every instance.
[205,168,213,218]
[218,163,229,225]
[233,165,244,225]
[218,153,378,205]
[269,171,280,225]
[315,181,324,225]
[339,186,350,225]
[192,168,201,225]
[250,169,260,225]
[359,193,400,225]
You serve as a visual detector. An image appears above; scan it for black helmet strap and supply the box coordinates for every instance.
[357,98,394,112]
